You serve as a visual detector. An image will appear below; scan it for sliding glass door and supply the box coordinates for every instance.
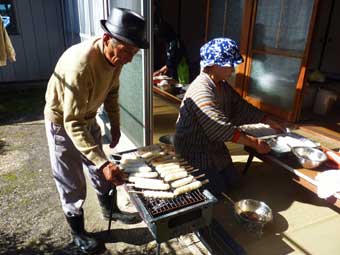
[243,0,317,121]
[107,0,152,146]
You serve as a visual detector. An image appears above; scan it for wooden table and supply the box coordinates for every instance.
[153,85,182,106]
[243,146,340,209]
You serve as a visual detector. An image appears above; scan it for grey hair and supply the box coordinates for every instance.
[110,37,120,47]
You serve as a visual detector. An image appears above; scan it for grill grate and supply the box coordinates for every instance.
[139,189,207,217]
[119,150,208,217]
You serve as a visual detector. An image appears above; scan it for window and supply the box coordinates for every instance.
[0,0,18,34]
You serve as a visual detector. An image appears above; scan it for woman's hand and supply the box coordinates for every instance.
[237,133,271,154]
[252,137,271,154]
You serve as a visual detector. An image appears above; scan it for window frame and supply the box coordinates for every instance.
[0,0,19,35]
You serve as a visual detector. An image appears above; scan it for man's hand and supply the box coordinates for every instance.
[110,124,121,148]
[101,161,126,186]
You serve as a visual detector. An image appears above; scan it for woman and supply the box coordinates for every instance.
[175,38,283,197]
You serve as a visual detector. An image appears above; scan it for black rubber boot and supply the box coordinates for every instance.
[97,187,141,224]
[65,210,99,254]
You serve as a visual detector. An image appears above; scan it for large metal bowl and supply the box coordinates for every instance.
[234,199,273,235]
[291,146,327,169]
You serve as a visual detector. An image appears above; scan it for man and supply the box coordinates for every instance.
[44,8,149,254]
[175,38,284,197]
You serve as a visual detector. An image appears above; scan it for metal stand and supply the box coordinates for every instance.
[107,188,115,235]
[195,219,246,255]
[107,153,120,235]
[243,153,254,175]
[156,242,161,255]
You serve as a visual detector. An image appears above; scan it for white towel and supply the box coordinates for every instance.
[315,170,340,198]
[0,15,16,67]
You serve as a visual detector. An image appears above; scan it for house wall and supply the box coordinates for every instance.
[62,0,106,46]
[0,0,66,82]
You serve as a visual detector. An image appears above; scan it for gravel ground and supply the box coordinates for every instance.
[0,120,78,254]
[0,86,194,255]
[0,85,80,254]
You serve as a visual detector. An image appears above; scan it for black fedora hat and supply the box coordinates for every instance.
[100,8,149,49]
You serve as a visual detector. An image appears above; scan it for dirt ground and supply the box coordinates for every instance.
[0,85,193,255]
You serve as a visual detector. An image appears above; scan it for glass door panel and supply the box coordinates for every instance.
[249,54,301,111]
[108,0,151,146]
[119,54,145,145]
[244,0,315,121]
[208,0,245,43]
[253,0,313,51]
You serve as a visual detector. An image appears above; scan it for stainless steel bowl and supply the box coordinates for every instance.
[234,199,273,235]
[234,199,273,223]
[291,146,327,169]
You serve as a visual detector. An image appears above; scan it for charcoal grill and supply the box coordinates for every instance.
[107,149,217,255]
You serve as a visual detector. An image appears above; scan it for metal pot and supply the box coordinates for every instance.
[222,193,273,236]
[233,199,273,235]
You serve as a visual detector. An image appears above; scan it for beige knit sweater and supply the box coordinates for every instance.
[0,15,16,66]
[44,37,122,168]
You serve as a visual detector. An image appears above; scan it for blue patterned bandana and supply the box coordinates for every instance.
[200,38,243,69]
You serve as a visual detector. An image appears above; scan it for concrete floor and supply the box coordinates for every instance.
[90,92,340,254]
[152,93,340,255]
[217,149,340,255]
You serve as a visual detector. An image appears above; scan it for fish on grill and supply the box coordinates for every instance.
[163,171,188,182]
[159,167,187,177]
[130,178,171,190]
[174,180,209,196]
[138,190,175,199]
[155,162,182,171]
[122,165,152,173]
[129,171,159,178]
[170,175,195,188]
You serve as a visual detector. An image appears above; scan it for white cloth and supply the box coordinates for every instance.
[315,170,340,199]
